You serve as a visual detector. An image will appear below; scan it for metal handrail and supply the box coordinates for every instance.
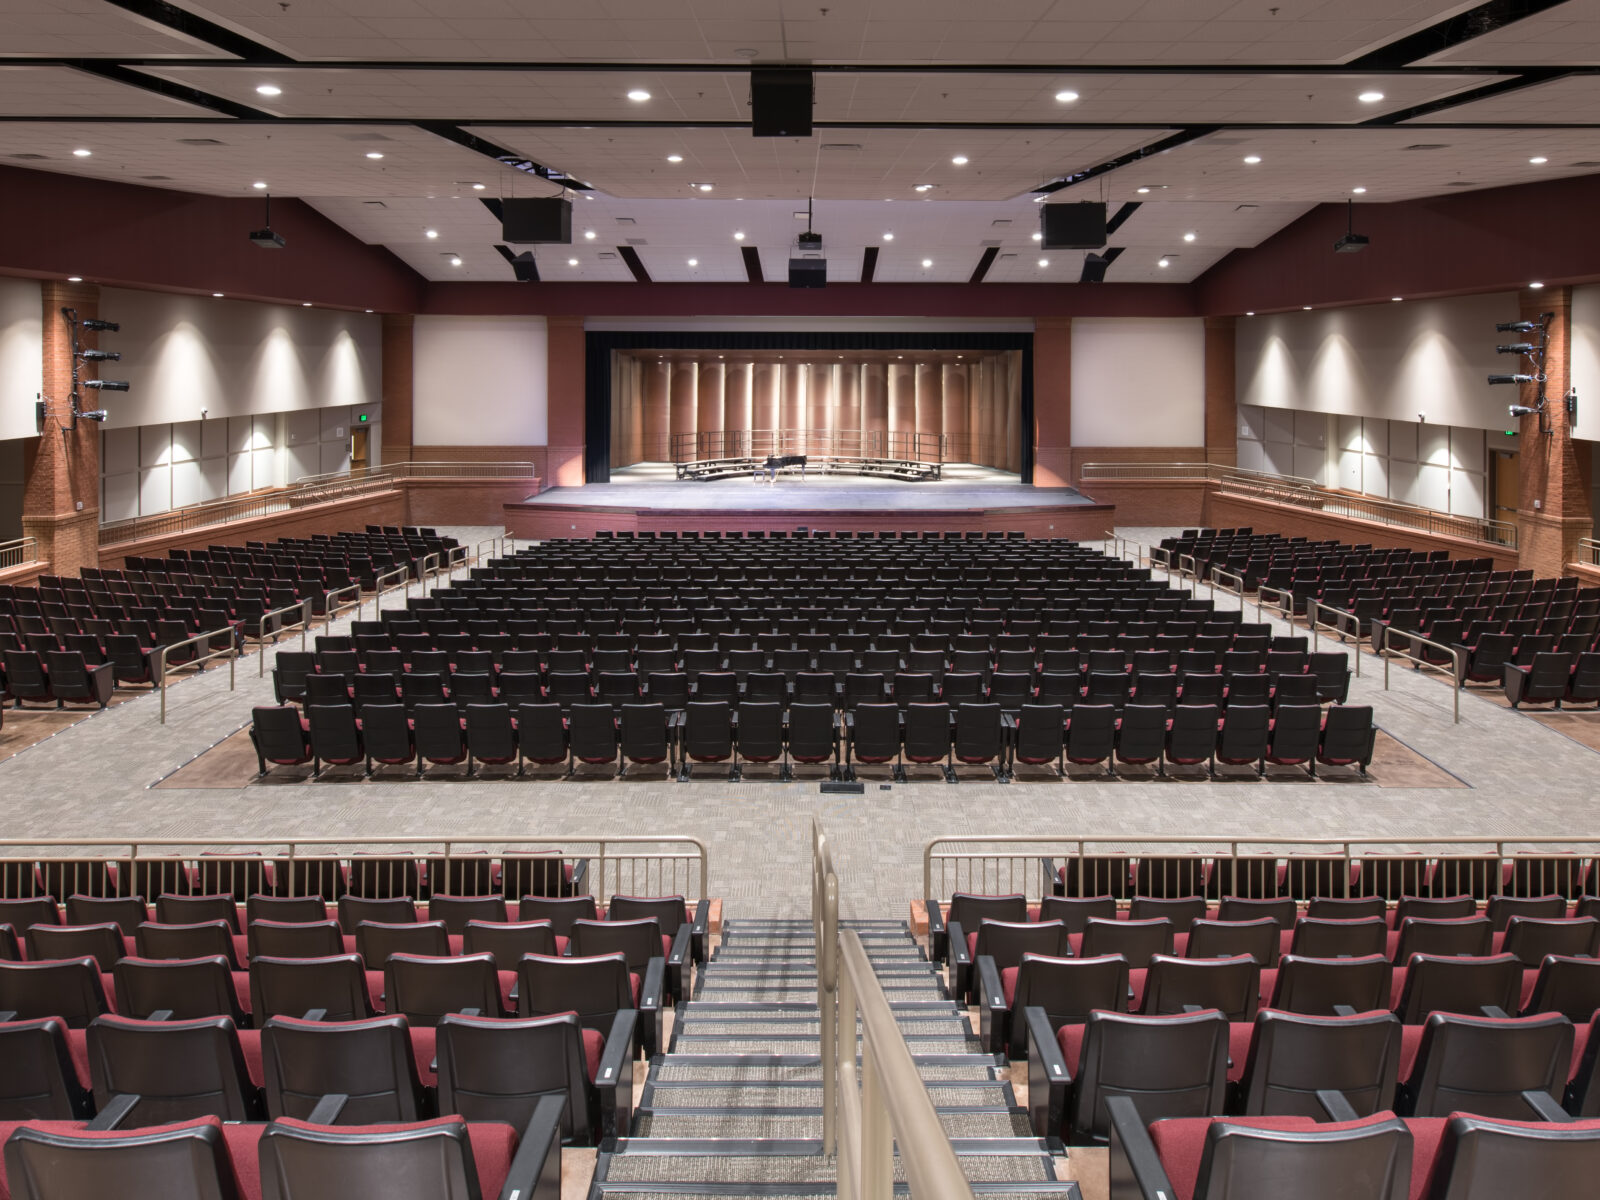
[1307,599,1363,677]
[372,565,410,609]
[924,834,1600,902]
[813,818,838,1155]
[1177,553,1197,582]
[816,819,976,1200]
[0,536,39,570]
[98,476,396,547]
[672,428,947,467]
[293,460,538,486]
[1078,462,1517,549]
[156,627,237,724]
[1209,567,1246,601]
[250,598,313,675]
[1578,538,1600,567]
[1378,624,1464,723]
[324,582,363,623]
[1255,584,1297,624]
[0,835,709,907]
[836,930,976,1200]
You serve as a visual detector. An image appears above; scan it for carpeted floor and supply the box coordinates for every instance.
[0,691,142,762]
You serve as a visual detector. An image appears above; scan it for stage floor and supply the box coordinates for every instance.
[522,462,1096,511]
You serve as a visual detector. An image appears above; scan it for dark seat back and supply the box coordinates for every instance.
[259,1014,427,1122]
[1068,1009,1230,1144]
[86,1014,259,1124]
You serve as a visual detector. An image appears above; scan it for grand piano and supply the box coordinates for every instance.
[760,453,807,481]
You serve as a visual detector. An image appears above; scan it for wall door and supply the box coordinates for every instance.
[1491,448,1519,522]
[351,427,369,473]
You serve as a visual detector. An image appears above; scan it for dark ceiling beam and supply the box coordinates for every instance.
[413,121,590,189]
[1362,68,1569,125]
[860,246,878,283]
[969,246,999,283]
[1034,127,1216,195]
[741,246,764,282]
[1346,0,1571,69]
[617,245,651,283]
[493,244,540,282]
[99,0,295,63]
[67,62,275,119]
[1104,202,1141,235]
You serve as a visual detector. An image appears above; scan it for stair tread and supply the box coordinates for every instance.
[636,1111,1034,1139]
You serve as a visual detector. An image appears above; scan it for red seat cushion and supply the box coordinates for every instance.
[1001,966,1020,1007]
[582,1027,604,1082]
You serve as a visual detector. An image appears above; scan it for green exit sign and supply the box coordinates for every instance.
[358,413,369,423]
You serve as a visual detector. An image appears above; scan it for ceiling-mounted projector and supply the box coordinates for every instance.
[250,228,286,249]
[1333,231,1369,253]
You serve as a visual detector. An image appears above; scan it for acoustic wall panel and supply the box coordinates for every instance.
[413,315,548,447]
[1070,318,1205,447]
[0,277,42,443]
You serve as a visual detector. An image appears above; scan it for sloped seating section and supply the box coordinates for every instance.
[251,534,1363,782]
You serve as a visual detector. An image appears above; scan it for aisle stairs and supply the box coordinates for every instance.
[590,918,1078,1200]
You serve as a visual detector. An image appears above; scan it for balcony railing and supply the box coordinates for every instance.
[0,536,39,570]
[1077,462,1517,550]
[1578,537,1600,567]
[99,462,537,548]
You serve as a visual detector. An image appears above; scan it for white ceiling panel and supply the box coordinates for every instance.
[0,65,224,117]
[461,125,1171,201]
[1417,0,1600,66]
[0,0,235,57]
[166,0,1477,64]
[1408,73,1600,124]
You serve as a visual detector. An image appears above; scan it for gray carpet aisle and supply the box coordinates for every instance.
[590,920,1079,1199]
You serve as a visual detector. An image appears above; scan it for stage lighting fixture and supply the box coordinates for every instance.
[83,379,130,392]
[1489,374,1534,385]
[1508,404,1537,417]
[79,349,120,362]
[81,319,119,332]
[1496,321,1539,333]
[1497,343,1537,355]
[78,409,109,422]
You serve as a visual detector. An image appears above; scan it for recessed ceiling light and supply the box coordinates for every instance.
[697,183,713,192]
[1136,187,1150,194]
[627,89,651,101]
[915,184,932,192]
[882,232,893,240]
[1182,232,1196,242]
[1243,155,1262,164]
[252,181,267,189]
[1054,90,1079,102]
[72,148,91,158]
[1158,257,1170,268]
[1529,281,1545,288]
[67,276,82,282]
[212,292,223,297]
[365,309,373,313]
[687,258,698,266]
[667,154,683,163]
[584,230,595,239]
[1352,186,1367,194]
[951,155,968,165]
[425,229,438,238]
[450,256,462,266]
[1391,296,1403,302]
[302,302,312,307]
[365,151,384,160]
[471,183,485,190]
[568,258,578,266]
[1358,91,1384,103]
[1033,195,1046,202]
[1246,311,1255,316]
[1038,258,1049,268]
[1303,305,1313,310]
[921,258,933,268]
[256,84,282,96]
[733,231,745,240]
[1032,232,1042,241]
[1530,156,1548,164]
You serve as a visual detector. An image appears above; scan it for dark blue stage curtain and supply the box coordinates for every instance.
[583,330,1034,485]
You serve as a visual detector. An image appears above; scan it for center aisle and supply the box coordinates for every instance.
[591,918,1079,1199]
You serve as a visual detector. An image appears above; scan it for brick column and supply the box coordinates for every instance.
[23,281,102,577]
[545,315,586,486]
[1204,316,1238,468]
[1515,286,1591,577]
[379,314,414,465]
[1033,316,1071,487]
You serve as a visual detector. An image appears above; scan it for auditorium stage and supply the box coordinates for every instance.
[503,463,1114,539]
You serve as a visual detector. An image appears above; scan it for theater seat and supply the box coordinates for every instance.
[259,1014,430,1123]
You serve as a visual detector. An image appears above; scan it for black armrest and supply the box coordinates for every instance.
[926,900,948,962]
[596,1009,637,1140]
[87,1093,139,1131]
[568,859,589,895]
[1107,1094,1175,1200]
[500,1093,565,1200]
[148,1010,174,1022]
[638,956,665,1059]
[462,1007,482,1018]
[1332,1004,1358,1018]
[1041,858,1061,896]
[1524,1089,1575,1122]
[301,1008,328,1021]
[667,924,691,1001]
[307,1093,349,1125]
[0,1011,15,1023]
[1024,1005,1069,1145]
[690,898,711,965]
[976,955,1008,1055]
[947,919,972,1002]
[1316,1089,1360,1123]
[1481,1005,1511,1019]
[1505,663,1530,706]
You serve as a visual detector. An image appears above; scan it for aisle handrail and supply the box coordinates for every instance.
[1379,625,1464,723]
[1256,584,1297,623]
[156,627,237,724]
[1307,599,1363,676]
[813,818,839,1156]
[251,597,313,675]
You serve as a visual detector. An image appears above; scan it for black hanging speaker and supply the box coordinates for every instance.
[788,258,827,288]
[500,197,572,244]
[752,68,814,137]
[1041,202,1107,250]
